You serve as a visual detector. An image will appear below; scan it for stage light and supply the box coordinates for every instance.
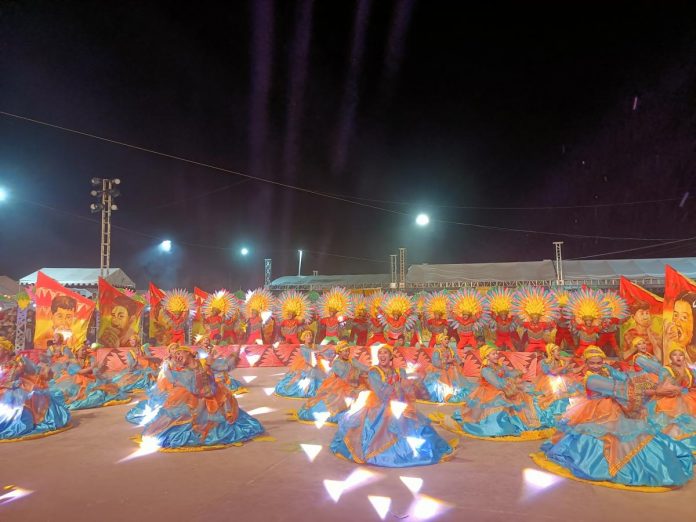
[90,190,100,197]
[160,240,172,252]
[240,247,249,256]
[91,177,102,186]
[415,213,430,226]
[0,187,8,201]
[113,178,121,185]
[90,202,102,213]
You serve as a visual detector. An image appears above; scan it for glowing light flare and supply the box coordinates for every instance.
[119,436,162,462]
[273,342,280,348]
[247,407,276,416]
[368,496,391,520]
[300,443,322,462]
[263,387,275,396]
[320,359,332,373]
[0,403,22,423]
[390,400,408,419]
[347,390,371,416]
[137,404,161,427]
[523,468,562,490]
[405,362,419,375]
[550,376,565,395]
[0,187,8,202]
[0,486,34,506]
[160,240,172,252]
[415,213,430,226]
[245,354,261,367]
[260,310,272,324]
[313,411,331,429]
[409,494,451,520]
[242,375,257,383]
[298,377,311,392]
[310,352,317,367]
[370,344,385,366]
[197,350,209,360]
[399,476,424,494]
[323,480,345,502]
[406,436,425,457]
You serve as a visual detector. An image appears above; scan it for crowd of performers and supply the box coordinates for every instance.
[2,285,696,492]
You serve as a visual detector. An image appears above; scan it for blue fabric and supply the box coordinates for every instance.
[153,409,265,448]
[541,432,693,487]
[0,388,71,439]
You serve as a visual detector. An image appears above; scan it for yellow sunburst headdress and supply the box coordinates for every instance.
[448,289,489,328]
[202,290,238,320]
[162,289,195,315]
[487,287,514,314]
[244,288,275,318]
[353,295,369,317]
[602,291,629,320]
[512,286,559,323]
[275,290,313,322]
[368,291,385,319]
[567,288,611,322]
[379,292,416,329]
[318,287,353,319]
[424,291,449,319]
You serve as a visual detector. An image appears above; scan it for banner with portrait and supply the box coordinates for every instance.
[662,265,696,363]
[148,282,166,344]
[619,276,663,360]
[97,278,145,348]
[33,272,95,349]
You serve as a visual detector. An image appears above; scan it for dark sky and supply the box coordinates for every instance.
[1,0,695,290]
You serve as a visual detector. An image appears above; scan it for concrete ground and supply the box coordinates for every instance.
[1,367,694,522]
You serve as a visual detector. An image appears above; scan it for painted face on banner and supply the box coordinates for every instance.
[673,300,694,346]
[633,308,652,328]
[111,305,131,331]
[52,306,76,331]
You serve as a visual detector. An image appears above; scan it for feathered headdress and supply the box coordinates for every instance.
[203,290,238,320]
[553,289,570,307]
[567,288,611,321]
[368,291,385,319]
[448,289,489,329]
[162,289,195,314]
[379,292,417,330]
[424,291,449,319]
[512,286,559,323]
[413,291,429,315]
[244,288,275,317]
[487,287,514,314]
[602,291,629,320]
[353,295,369,317]
[275,290,313,322]
[317,286,353,319]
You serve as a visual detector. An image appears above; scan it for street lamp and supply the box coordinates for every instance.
[90,178,121,277]
[415,213,430,226]
[160,240,172,253]
[0,187,7,202]
[240,247,249,256]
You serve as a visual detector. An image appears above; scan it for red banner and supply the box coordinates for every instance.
[619,276,664,358]
[97,278,144,348]
[148,282,166,344]
[33,272,95,349]
[663,266,696,362]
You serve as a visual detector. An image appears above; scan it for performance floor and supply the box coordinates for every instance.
[2,367,694,522]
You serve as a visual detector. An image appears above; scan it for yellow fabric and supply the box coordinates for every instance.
[583,345,606,360]
[428,412,554,441]
[101,399,132,407]
[529,452,678,493]
[631,336,646,348]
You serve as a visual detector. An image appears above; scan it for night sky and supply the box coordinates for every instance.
[1,0,695,290]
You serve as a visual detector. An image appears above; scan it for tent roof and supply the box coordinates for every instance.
[562,258,696,280]
[270,273,391,289]
[19,268,136,289]
[407,261,557,284]
[0,275,20,296]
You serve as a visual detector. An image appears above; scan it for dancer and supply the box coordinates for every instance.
[244,288,274,344]
[202,290,238,342]
[294,341,369,425]
[161,289,195,344]
[598,291,629,357]
[532,346,694,490]
[553,291,574,351]
[53,343,129,410]
[448,289,488,355]
[513,287,558,353]
[317,287,352,344]
[275,290,313,344]
[0,338,71,441]
[274,330,327,398]
[136,344,265,451]
[108,338,157,394]
[206,345,247,394]
[379,292,416,345]
[349,296,369,346]
[421,334,474,404]
[330,344,456,467]
[488,288,517,351]
[423,291,449,347]
[534,343,582,420]
[432,343,553,440]
[567,289,609,358]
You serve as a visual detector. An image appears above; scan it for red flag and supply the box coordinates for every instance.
[33,272,95,349]
[148,282,166,342]
[619,276,664,358]
[663,266,696,362]
[97,278,145,348]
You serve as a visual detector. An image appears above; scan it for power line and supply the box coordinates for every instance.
[568,235,696,260]
[0,109,688,242]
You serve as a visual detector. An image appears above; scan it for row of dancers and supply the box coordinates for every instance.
[2,331,695,491]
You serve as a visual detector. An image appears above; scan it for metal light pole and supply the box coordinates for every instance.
[553,241,564,285]
[298,250,303,276]
[90,178,121,278]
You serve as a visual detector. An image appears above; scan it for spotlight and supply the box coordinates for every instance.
[415,213,430,226]
[241,247,249,256]
[160,240,172,252]
[91,177,102,186]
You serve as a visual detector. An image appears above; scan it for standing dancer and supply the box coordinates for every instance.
[243,288,274,344]
[448,289,489,356]
[275,290,313,344]
[513,287,559,353]
[598,291,629,357]
[553,291,574,352]
[366,292,387,346]
[349,296,369,346]
[317,287,353,344]
[488,287,517,351]
[423,291,450,347]
[274,330,327,398]
[379,292,417,346]
[567,289,609,358]
[161,289,195,344]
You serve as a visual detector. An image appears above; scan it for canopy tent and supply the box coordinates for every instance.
[270,273,391,291]
[407,261,557,287]
[19,268,136,290]
[0,276,20,296]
